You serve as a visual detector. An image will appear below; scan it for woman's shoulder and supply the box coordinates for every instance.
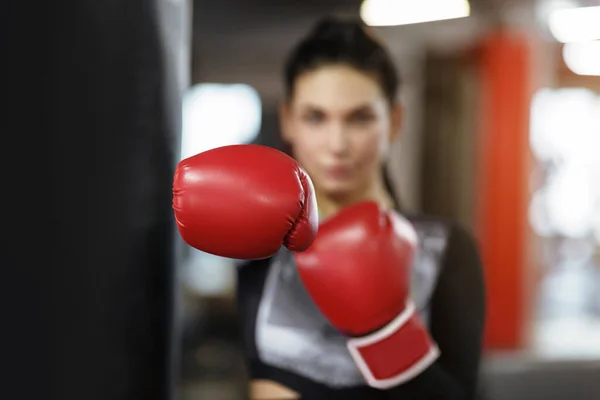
[236,256,272,271]
[403,213,481,265]
[404,213,477,243]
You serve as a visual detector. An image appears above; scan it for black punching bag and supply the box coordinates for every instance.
[0,0,190,399]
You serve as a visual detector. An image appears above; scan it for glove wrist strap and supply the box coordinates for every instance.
[347,300,440,389]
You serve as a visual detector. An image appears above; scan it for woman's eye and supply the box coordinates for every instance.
[304,113,325,124]
[350,113,375,124]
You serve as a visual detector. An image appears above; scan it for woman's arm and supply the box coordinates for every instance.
[386,223,486,399]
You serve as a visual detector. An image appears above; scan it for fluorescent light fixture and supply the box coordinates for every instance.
[549,6,600,43]
[563,41,600,76]
[360,0,470,27]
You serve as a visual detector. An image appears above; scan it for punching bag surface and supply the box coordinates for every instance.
[1,0,189,399]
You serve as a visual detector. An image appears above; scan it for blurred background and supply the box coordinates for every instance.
[176,0,600,399]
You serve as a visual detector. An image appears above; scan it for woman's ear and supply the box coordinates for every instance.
[389,103,403,142]
[279,103,293,143]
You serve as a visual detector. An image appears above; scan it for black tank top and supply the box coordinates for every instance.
[237,215,486,400]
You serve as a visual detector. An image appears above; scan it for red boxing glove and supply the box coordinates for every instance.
[294,201,439,389]
[173,144,318,259]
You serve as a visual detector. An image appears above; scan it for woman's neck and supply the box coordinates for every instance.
[316,177,395,221]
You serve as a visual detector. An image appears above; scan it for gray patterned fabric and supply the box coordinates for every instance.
[254,221,450,388]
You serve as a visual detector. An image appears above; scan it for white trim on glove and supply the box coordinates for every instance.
[347,300,440,389]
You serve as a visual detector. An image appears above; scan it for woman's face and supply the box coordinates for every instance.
[281,64,402,201]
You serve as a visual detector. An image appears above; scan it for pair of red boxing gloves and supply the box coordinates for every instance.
[173,144,439,389]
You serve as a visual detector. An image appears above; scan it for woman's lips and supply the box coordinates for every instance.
[325,165,352,179]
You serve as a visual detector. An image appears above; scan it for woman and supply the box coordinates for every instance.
[236,16,486,399]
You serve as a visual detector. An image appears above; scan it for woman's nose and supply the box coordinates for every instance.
[326,123,350,155]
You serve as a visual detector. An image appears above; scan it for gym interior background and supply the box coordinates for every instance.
[4,0,598,399]
[181,0,600,399]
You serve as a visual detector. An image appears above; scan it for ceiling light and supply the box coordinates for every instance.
[563,41,600,76]
[549,6,600,43]
[360,0,470,27]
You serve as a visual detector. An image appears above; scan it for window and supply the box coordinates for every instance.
[181,83,262,160]
[180,83,262,296]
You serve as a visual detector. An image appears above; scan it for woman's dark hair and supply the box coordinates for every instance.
[283,16,402,209]
[284,16,401,105]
